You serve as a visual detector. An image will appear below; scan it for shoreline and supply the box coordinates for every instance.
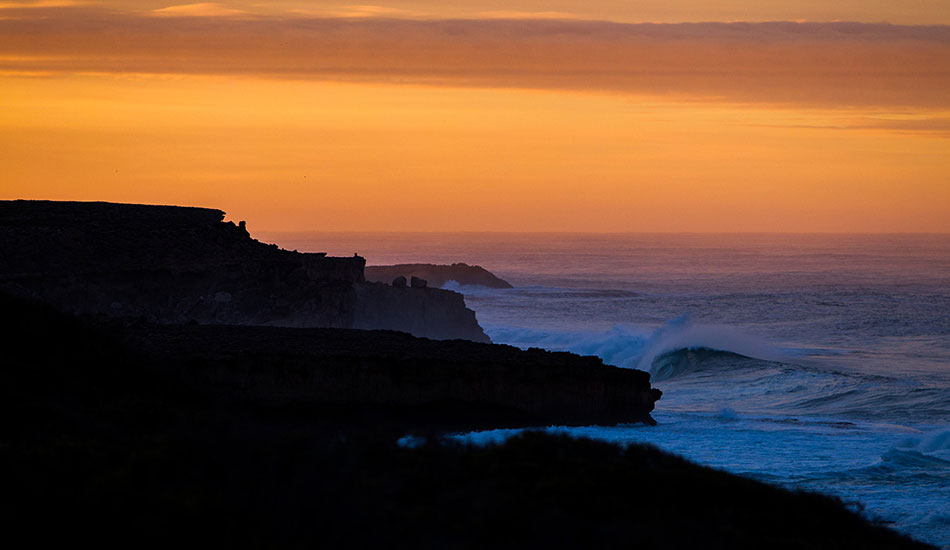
[1,291,937,548]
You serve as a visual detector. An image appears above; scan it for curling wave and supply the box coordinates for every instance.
[485,315,783,381]
[487,316,950,422]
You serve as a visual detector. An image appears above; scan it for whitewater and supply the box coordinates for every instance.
[265,232,950,547]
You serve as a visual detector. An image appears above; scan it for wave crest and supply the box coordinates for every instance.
[486,315,782,381]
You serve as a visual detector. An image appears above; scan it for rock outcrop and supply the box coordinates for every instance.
[2,292,928,550]
[366,263,513,289]
[353,282,485,341]
[120,319,661,427]
[0,200,488,342]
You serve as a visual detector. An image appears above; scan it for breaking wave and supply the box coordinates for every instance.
[486,316,950,423]
[486,315,784,381]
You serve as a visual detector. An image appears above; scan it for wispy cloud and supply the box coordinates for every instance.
[1,8,948,108]
[476,10,589,21]
[150,3,249,18]
[0,0,86,16]
[853,116,950,133]
[766,116,950,136]
[288,4,424,19]
[0,0,87,7]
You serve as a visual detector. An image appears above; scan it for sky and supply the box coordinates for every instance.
[1,1,949,232]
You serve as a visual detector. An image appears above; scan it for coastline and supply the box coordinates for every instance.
[0,202,941,548]
[1,291,934,549]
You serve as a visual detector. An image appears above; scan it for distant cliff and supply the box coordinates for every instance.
[366,263,513,289]
[0,200,488,342]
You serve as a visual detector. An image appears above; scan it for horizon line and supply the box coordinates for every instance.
[254,229,950,236]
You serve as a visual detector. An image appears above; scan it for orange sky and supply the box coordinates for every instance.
[1,2,949,232]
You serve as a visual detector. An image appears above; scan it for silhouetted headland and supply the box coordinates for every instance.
[0,199,659,428]
[366,262,514,288]
[121,318,662,429]
[0,200,487,342]
[0,200,935,549]
[2,292,933,549]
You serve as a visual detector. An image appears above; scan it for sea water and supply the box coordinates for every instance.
[263,232,950,547]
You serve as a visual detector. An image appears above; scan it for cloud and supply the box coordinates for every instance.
[854,117,950,133]
[287,4,424,19]
[476,10,589,20]
[1,9,949,108]
[772,116,950,136]
[150,3,249,18]
[0,0,85,15]
[0,0,85,7]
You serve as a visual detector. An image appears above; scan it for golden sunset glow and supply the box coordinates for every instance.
[2,2,949,231]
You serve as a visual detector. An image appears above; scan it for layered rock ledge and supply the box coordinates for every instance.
[1,292,932,549]
[366,263,513,289]
[1,200,661,427]
[0,200,488,342]
[121,321,662,428]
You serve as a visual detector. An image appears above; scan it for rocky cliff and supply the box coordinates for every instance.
[1,292,932,549]
[0,200,488,341]
[366,263,513,288]
[354,282,486,340]
[120,320,660,427]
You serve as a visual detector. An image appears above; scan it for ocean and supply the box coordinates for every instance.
[263,232,950,547]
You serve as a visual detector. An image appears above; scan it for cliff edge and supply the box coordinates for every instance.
[0,200,488,342]
[366,263,513,289]
[1,292,931,549]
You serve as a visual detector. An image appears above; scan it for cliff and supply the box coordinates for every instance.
[353,282,486,340]
[121,320,661,428]
[2,288,660,429]
[366,262,513,288]
[1,292,931,549]
[0,200,488,342]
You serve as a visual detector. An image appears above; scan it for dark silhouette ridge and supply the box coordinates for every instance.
[0,200,936,548]
[366,262,514,289]
[0,292,933,549]
[119,319,661,429]
[0,200,488,342]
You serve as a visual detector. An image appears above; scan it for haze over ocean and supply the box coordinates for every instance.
[263,231,950,547]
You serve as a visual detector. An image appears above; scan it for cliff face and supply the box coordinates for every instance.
[354,283,488,342]
[4,292,929,550]
[366,263,513,289]
[119,321,659,427]
[0,200,487,341]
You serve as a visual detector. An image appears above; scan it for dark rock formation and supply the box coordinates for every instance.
[1,292,933,549]
[366,262,513,289]
[0,200,488,342]
[353,282,485,341]
[119,319,661,428]
[410,275,428,288]
[392,275,407,288]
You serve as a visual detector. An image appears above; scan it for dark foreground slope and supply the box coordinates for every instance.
[0,294,933,549]
[0,200,488,341]
[366,262,513,288]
